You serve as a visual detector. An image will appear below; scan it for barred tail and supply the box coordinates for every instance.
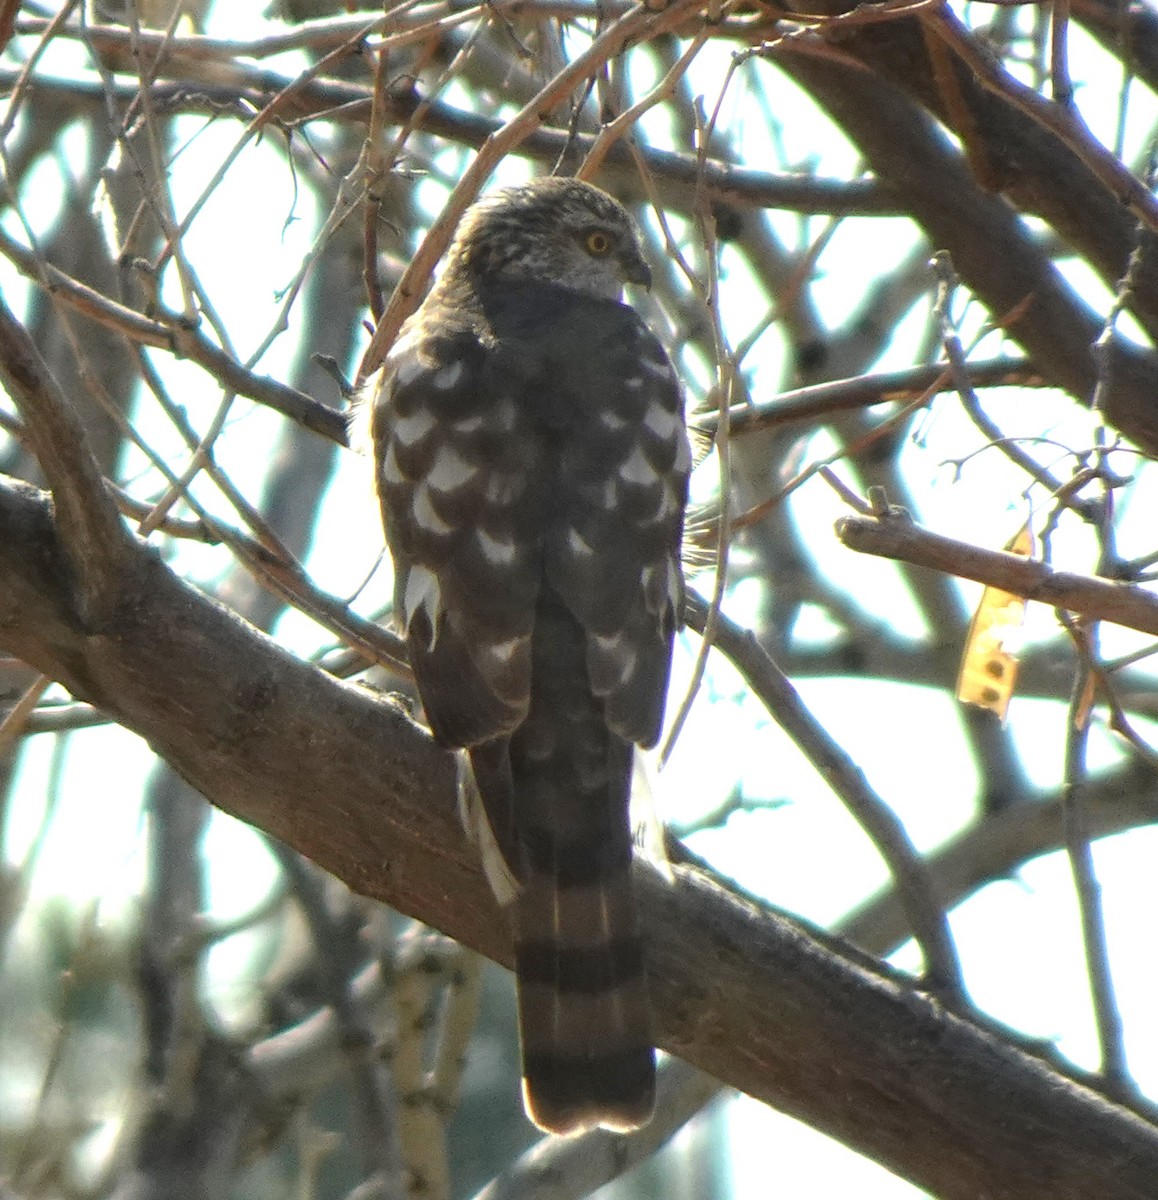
[471,592,656,1135]
[515,852,655,1135]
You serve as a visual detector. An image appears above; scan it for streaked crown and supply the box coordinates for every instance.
[441,177,652,301]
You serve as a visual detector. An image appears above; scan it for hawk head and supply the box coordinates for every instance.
[441,177,653,301]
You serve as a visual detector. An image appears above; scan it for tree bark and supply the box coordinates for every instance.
[4,474,1158,1199]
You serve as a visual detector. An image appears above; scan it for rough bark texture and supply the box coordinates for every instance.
[4,474,1158,1200]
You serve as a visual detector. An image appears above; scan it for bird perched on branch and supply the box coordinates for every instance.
[357,176,690,1135]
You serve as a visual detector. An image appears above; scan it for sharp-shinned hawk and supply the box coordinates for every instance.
[358,177,690,1134]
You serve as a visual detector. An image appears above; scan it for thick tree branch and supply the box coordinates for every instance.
[4,474,1158,1198]
[778,50,1158,457]
[790,2,1158,341]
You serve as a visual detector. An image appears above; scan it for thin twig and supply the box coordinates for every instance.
[358,0,716,379]
[683,592,966,998]
[1058,614,1131,1092]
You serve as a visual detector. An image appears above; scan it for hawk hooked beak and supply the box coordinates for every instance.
[620,251,652,291]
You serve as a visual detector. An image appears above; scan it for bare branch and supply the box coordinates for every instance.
[695,356,1045,438]
[685,592,964,998]
[835,509,1158,636]
[0,292,132,622]
[7,477,1158,1198]
[841,759,1158,956]
[471,1059,725,1200]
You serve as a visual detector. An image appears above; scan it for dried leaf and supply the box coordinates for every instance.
[955,523,1033,721]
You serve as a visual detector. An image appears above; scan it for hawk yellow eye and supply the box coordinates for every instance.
[584,230,613,256]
